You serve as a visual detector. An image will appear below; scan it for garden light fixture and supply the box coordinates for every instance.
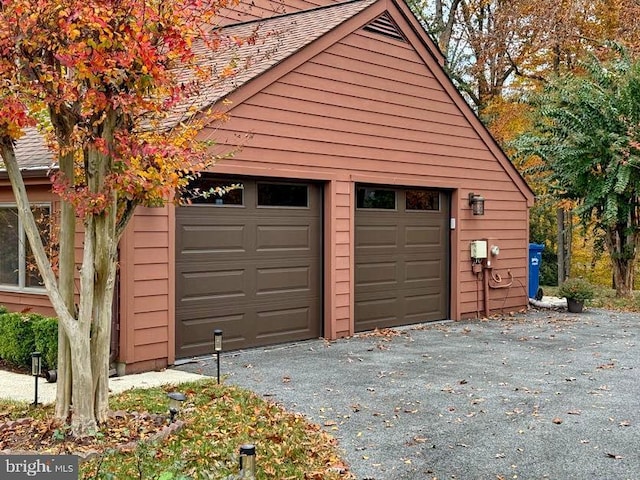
[31,351,41,406]
[214,329,223,384]
[239,444,257,479]
[167,391,186,423]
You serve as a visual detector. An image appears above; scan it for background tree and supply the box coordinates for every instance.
[0,0,246,436]
[513,47,640,298]
[409,0,640,112]
[409,0,640,290]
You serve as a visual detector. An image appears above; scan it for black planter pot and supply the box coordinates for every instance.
[567,298,584,313]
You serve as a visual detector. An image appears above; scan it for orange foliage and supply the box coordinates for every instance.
[0,0,248,224]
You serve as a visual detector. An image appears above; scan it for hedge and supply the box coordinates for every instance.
[0,307,58,371]
[32,316,58,370]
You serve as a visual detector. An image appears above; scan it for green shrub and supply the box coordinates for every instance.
[0,305,7,315]
[0,311,58,370]
[0,312,36,366]
[33,316,58,370]
[557,277,595,302]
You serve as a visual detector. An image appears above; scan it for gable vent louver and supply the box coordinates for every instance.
[364,14,406,42]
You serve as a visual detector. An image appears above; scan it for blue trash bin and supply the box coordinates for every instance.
[528,243,545,299]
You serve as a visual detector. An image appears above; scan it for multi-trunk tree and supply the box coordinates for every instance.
[0,0,246,436]
[514,48,640,297]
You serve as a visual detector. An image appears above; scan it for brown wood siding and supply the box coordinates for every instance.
[125,206,171,370]
[0,292,54,315]
[202,26,529,320]
[334,181,352,335]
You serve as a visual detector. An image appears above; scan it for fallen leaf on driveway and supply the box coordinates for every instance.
[597,363,615,369]
[552,417,563,424]
[606,453,623,459]
[567,410,582,415]
[619,420,631,427]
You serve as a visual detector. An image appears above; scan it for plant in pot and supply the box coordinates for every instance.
[557,278,595,313]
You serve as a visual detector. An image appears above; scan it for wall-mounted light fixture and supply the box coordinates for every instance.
[468,193,485,216]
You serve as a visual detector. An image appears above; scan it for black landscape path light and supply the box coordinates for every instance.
[167,391,186,423]
[214,329,223,384]
[238,444,256,479]
[31,351,42,406]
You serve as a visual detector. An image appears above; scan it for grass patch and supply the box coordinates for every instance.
[0,379,353,479]
[542,285,640,312]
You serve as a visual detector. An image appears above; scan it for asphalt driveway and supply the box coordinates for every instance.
[176,308,639,479]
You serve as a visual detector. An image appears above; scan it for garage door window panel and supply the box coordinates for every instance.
[357,187,396,209]
[406,189,440,211]
[185,176,244,206]
[257,183,308,208]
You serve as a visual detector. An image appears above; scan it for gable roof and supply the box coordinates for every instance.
[3,0,534,204]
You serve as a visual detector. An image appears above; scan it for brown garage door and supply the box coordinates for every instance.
[175,176,322,357]
[355,185,449,332]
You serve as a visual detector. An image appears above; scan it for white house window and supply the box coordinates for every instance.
[0,205,50,291]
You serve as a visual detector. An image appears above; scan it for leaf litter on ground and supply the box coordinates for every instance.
[0,379,355,479]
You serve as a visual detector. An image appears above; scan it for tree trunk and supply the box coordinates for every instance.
[611,256,634,298]
[72,214,98,435]
[55,142,75,422]
[90,211,117,423]
[605,225,637,299]
[2,109,132,436]
[0,141,95,435]
[87,110,119,424]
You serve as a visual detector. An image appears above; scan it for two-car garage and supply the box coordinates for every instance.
[175,176,450,358]
[4,0,535,375]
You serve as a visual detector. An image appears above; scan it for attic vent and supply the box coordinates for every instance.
[364,14,406,42]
